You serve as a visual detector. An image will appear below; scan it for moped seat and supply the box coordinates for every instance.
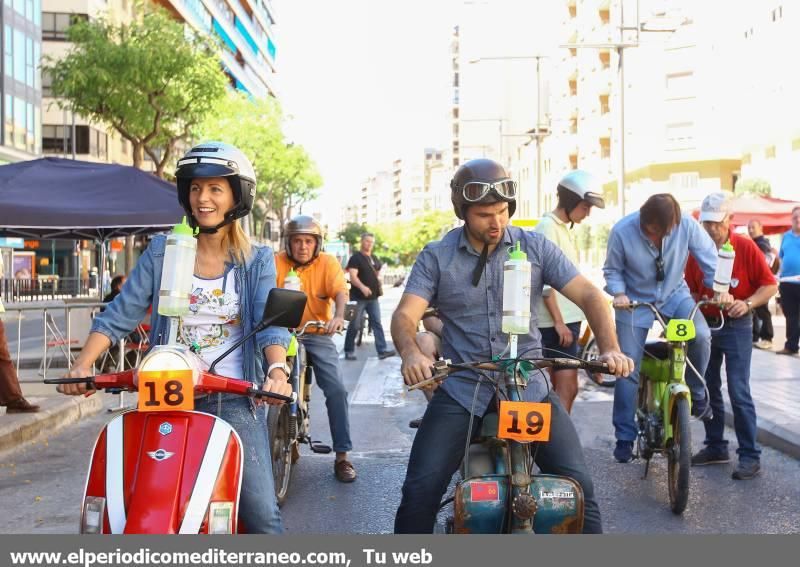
[644,340,670,360]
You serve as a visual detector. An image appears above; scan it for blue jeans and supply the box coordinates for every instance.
[539,322,582,358]
[301,334,353,453]
[613,301,711,442]
[779,282,800,352]
[394,390,602,534]
[343,298,388,355]
[194,396,283,534]
[703,315,761,463]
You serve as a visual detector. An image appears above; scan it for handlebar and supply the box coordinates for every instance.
[408,357,612,391]
[44,372,297,404]
[615,299,726,330]
[294,320,344,337]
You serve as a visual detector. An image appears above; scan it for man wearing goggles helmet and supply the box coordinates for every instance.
[536,170,605,413]
[275,215,357,483]
[390,158,633,534]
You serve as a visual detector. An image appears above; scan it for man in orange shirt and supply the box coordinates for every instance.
[685,192,777,480]
[275,215,356,483]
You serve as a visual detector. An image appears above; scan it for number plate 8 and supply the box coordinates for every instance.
[665,319,696,342]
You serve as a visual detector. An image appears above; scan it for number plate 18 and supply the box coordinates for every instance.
[665,319,696,341]
[138,369,194,412]
[497,401,551,442]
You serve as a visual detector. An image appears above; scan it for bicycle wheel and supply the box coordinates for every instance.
[268,405,294,507]
[667,396,691,515]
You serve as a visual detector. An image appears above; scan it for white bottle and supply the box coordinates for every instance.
[284,268,303,291]
[502,242,532,334]
[158,216,197,317]
[713,241,735,294]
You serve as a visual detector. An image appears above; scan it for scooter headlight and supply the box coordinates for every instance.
[138,346,201,387]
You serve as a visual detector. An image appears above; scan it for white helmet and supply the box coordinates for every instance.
[175,141,257,233]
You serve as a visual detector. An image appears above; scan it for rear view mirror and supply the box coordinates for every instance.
[261,288,307,329]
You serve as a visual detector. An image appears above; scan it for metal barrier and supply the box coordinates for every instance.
[0,277,98,303]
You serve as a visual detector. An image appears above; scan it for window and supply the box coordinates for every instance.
[599,94,610,114]
[772,6,782,21]
[42,125,101,156]
[599,137,611,159]
[13,29,24,83]
[599,50,610,70]
[569,117,578,134]
[569,153,578,170]
[4,94,12,146]
[42,12,88,41]
[666,122,695,150]
[569,79,577,96]
[669,173,699,191]
[4,25,12,78]
[665,71,695,99]
[599,8,610,25]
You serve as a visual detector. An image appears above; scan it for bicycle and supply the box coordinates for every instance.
[578,323,616,388]
[267,320,338,506]
[617,300,721,514]
[410,353,611,533]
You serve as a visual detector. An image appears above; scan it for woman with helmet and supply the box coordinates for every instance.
[59,141,291,533]
[391,158,632,533]
[535,170,605,413]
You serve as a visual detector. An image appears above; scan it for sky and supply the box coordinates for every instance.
[275,0,459,218]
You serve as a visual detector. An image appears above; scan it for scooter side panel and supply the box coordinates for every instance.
[85,410,242,534]
[453,476,508,534]
[530,475,584,534]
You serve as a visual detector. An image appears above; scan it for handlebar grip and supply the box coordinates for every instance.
[247,387,297,404]
[43,377,96,385]
[584,361,611,374]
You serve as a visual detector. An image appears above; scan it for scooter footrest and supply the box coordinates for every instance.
[309,441,332,454]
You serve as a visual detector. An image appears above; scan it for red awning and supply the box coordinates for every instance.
[693,194,800,235]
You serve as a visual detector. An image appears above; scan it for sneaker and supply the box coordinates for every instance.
[409,417,423,429]
[614,440,634,463]
[344,352,357,361]
[691,397,713,421]
[732,460,761,480]
[775,348,799,356]
[378,349,397,360]
[691,447,730,466]
[754,339,773,350]
[4,397,40,413]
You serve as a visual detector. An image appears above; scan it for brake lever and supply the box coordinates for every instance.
[408,359,451,391]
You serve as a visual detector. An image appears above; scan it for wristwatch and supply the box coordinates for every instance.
[745,300,753,310]
[266,362,290,380]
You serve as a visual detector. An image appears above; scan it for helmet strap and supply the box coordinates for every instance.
[471,242,490,287]
[193,210,238,234]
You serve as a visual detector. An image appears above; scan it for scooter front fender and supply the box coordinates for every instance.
[83,410,243,534]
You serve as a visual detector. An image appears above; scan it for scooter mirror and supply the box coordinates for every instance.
[262,288,307,329]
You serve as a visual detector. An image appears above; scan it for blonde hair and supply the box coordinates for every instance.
[222,220,253,264]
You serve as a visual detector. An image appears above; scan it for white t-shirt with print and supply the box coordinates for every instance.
[178,269,244,380]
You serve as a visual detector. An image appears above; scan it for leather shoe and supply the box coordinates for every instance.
[4,397,40,413]
[378,349,397,360]
[334,459,357,483]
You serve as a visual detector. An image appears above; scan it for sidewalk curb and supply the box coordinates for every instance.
[0,394,105,456]
[724,400,800,460]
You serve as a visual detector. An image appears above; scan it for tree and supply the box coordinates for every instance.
[197,92,323,237]
[576,223,592,264]
[42,6,228,178]
[735,178,772,197]
[372,211,454,267]
[338,222,371,250]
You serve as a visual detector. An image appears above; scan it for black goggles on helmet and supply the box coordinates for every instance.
[461,179,517,203]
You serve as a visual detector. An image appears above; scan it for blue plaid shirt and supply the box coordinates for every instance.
[404,225,579,415]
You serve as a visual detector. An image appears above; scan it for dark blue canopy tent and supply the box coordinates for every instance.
[0,157,183,240]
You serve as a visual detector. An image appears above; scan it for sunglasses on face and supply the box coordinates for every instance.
[655,253,665,282]
[461,179,517,202]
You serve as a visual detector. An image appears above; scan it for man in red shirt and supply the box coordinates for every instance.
[685,192,777,480]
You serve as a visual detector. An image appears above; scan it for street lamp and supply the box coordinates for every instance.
[469,55,550,217]
[561,0,688,216]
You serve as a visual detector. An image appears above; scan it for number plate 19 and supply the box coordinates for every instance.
[497,401,551,442]
[665,319,696,341]
[138,370,194,412]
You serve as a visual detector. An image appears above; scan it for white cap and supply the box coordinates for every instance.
[699,192,733,223]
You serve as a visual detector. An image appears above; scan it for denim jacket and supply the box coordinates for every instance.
[91,235,290,387]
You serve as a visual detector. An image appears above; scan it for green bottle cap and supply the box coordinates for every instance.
[721,241,734,253]
[288,268,298,278]
[508,241,527,261]
[172,216,196,237]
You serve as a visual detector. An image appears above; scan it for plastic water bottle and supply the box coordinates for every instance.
[158,216,197,317]
[713,241,735,294]
[284,268,302,291]
[502,242,532,334]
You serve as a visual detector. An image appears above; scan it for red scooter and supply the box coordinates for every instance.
[45,288,307,534]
